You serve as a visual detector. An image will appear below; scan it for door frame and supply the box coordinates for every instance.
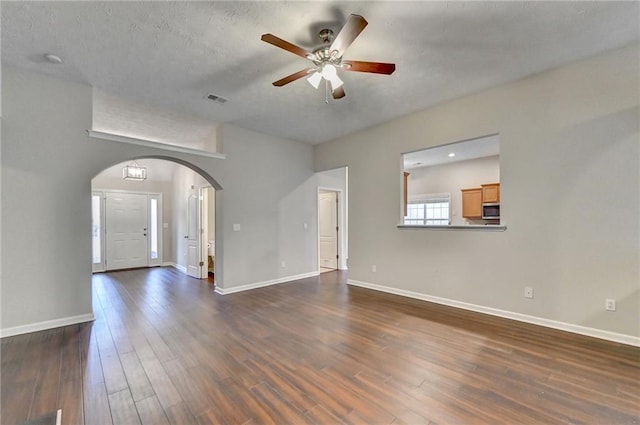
[186,185,214,279]
[317,187,347,271]
[92,189,163,272]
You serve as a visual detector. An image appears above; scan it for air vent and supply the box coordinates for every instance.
[206,93,228,104]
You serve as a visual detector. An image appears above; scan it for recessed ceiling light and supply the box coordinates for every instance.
[448,153,456,158]
[44,54,63,64]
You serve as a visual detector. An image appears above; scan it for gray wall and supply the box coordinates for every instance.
[315,45,639,339]
[1,67,317,332]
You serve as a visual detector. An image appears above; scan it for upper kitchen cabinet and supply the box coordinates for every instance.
[461,188,483,218]
[481,183,500,203]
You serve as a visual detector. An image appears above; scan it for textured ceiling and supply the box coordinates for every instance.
[2,2,639,145]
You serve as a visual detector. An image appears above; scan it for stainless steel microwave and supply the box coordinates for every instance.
[482,203,500,220]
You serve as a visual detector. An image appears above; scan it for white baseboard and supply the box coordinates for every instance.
[215,271,320,295]
[0,313,95,338]
[170,263,187,274]
[162,261,174,267]
[347,279,640,347]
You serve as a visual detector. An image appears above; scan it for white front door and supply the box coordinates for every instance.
[106,192,148,270]
[319,191,338,269]
[186,190,201,278]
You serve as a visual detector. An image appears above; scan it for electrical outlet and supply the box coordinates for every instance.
[524,287,534,299]
[281,261,286,268]
[605,298,616,311]
[371,265,377,273]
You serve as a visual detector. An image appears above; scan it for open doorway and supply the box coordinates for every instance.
[316,166,348,273]
[319,190,339,273]
[186,185,216,281]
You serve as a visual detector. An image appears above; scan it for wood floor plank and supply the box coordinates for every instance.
[29,330,63,419]
[118,350,155,402]
[165,401,197,425]
[135,395,171,425]
[1,267,638,425]
[108,389,142,425]
[83,381,113,425]
[58,377,84,425]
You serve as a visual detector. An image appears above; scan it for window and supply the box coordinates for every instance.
[150,198,158,260]
[405,194,450,225]
[92,194,102,264]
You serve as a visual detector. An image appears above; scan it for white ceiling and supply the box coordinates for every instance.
[404,134,499,170]
[2,2,639,145]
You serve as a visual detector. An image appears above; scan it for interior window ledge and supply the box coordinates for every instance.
[397,224,507,231]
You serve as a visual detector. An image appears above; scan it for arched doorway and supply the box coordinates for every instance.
[91,157,221,282]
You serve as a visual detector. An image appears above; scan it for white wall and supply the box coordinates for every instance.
[315,45,639,341]
[407,155,500,225]
[1,67,318,334]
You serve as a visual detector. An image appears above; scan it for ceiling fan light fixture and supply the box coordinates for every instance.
[320,63,344,89]
[307,71,322,89]
[321,64,337,79]
[329,74,344,90]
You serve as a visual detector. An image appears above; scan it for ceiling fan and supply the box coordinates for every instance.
[261,14,396,101]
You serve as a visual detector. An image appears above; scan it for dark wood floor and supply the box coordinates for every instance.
[2,267,639,425]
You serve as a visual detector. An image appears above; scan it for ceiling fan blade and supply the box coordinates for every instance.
[261,33,312,59]
[272,68,313,87]
[332,86,346,100]
[330,14,368,58]
[343,60,396,75]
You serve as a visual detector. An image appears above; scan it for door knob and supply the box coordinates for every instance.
[184,235,189,239]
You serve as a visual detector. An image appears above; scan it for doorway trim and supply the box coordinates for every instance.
[317,186,348,272]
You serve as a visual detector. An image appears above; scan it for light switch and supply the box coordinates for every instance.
[163,223,169,229]
[233,223,241,232]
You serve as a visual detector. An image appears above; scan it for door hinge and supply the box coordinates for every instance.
[199,261,204,267]
[336,226,339,232]
[336,255,339,259]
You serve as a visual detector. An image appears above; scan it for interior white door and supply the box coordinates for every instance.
[106,192,148,270]
[186,190,201,278]
[319,191,338,269]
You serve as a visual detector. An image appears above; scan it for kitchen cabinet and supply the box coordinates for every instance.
[482,183,500,203]
[461,188,483,218]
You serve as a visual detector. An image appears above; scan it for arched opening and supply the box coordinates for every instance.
[91,156,221,284]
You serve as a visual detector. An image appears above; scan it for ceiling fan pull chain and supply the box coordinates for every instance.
[325,79,329,104]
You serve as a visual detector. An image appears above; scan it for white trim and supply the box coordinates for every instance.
[172,263,188,274]
[0,313,95,338]
[162,261,174,267]
[398,224,507,231]
[215,271,320,295]
[56,409,62,425]
[347,279,640,347]
[87,130,226,159]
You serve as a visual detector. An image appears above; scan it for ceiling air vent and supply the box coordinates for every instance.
[206,93,228,104]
